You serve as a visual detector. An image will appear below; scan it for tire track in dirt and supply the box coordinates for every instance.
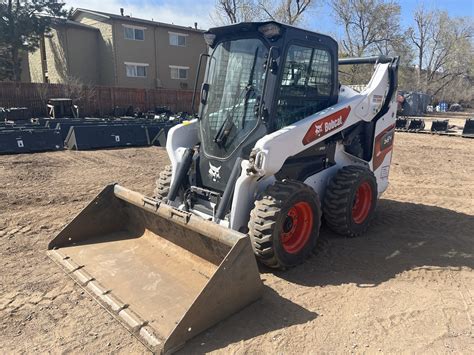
[1,136,473,354]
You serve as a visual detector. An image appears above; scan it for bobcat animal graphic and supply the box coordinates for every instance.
[315,123,323,136]
[208,162,222,182]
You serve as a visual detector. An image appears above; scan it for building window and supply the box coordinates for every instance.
[170,66,189,80]
[169,32,187,47]
[125,62,149,77]
[123,25,145,41]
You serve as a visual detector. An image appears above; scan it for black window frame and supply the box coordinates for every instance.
[199,35,270,160]
[270,40,337,131]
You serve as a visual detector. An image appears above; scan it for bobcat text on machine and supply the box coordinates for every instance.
[48,21,399,354]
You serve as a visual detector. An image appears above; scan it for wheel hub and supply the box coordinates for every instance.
[280,202,313,254]
[283,215,294,233]
[352,181,373,224]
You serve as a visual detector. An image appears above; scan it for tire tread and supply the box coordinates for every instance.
[323,165,376,237]
[249,180,321,269]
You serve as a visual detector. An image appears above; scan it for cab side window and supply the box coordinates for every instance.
[275,45,333,130]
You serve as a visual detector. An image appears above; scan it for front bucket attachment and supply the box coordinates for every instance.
[407,118,425,132]
[395,117,408,131]
[462,119,474,138]
[48,184,263,354]
[431,119,449,133]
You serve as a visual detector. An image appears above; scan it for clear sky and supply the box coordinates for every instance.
[65,0,474,33]
[308,0,474,39]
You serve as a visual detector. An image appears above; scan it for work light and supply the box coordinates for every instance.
[258,23,282,40]
[204,33,216,46]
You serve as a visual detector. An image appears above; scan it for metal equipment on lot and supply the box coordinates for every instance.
[396,117,408,130]
[47,98,79,118]
[407,118,425,132]
[430,120,449,133]
[2,107,31,122]
[64,122,172,150]
[462,118,474,138]
[112,105,135,117]
[64,124,149,150]
[393,117,472,138]
[397,91,431,116]
[1,115,177,153]
[0,128,62,154]
[49,22,400,353]
[146,124,171,146]
[47,119,109,141]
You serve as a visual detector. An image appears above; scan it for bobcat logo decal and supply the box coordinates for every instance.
[314,123,323,136]
[302,106,352,145]
[208,162,222,182]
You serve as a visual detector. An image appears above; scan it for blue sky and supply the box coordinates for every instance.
[307,0,474,38]
[65,0,473,33]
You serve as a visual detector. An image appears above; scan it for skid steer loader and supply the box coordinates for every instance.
[48,22,399,353]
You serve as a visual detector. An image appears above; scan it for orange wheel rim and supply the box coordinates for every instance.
[352,181,373,224]
[280,201,313,254]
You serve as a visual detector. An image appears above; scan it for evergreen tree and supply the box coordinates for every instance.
[0,0,67,81]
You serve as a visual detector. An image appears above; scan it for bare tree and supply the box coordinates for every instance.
[61,75,94,102]
[406,5,433,87]
[211,0,263,25]
[258,0,315,25]
[330,0,402,85]
[407,8,473,97]
[211,0,317,26]
[35,82,52,116]
[330,0,402,57]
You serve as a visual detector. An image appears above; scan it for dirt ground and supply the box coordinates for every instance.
[1,132,473,354]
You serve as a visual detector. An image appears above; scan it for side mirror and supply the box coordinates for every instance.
[200,83,210,105]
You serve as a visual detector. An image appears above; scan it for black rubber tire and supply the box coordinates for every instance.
[154,165,172,200]
[248,180,322,269]
[345,135,364,159]
[323,165,377,237]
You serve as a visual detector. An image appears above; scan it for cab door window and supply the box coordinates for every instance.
[275,45,333,130]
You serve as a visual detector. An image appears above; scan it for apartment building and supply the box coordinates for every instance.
[29,19,100,85]
[29,8,207,90]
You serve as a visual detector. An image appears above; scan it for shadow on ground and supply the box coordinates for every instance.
[178,285,317,354]
[277,199,474,287]
[179,199,474,353]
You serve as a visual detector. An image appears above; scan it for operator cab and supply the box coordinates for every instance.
[187,22,339,218]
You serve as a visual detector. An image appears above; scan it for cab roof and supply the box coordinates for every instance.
[206,21,337,48]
